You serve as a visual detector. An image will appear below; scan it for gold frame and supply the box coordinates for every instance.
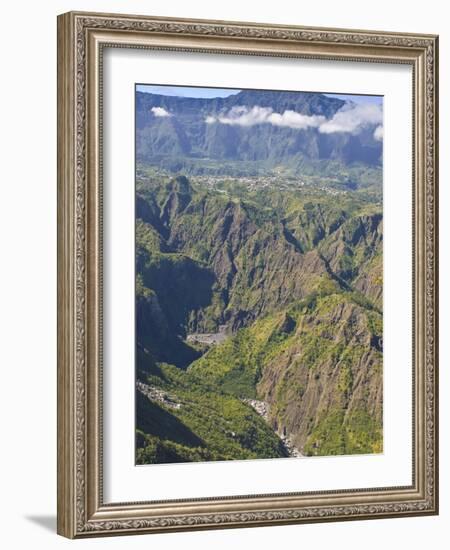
[57,11,439,538]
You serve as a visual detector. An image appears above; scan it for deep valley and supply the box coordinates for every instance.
[135,87,383,464]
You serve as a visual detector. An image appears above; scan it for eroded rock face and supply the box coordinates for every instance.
[136,175,383,460]
[257,298,382,455]
[161,193,338,331]
[318,214,383,309]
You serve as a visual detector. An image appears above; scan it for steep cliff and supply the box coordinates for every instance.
[189,292,382,455]
[136,173,383,462]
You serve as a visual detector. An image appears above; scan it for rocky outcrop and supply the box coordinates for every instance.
[163,193,339,331]
[318,214,383,309]
[189,290,382,456]
[257,296,382,455]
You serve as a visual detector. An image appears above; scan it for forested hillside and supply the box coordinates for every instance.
[136,167,383,463]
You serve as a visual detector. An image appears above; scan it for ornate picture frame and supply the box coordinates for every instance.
[57,11,438,538]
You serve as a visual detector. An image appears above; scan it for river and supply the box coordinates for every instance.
[243,398,304,458]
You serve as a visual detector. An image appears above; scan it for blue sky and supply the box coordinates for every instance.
[136,85,240,98]
[324,93,383,105]
[136,84,382,105]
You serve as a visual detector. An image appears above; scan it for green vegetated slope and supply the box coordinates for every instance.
[190,292,382,456]
[136,170,383,462]
[136,362,288,464]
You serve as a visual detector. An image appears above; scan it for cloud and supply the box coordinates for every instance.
[205,105,324,129]
[319,103,382,134]
[268,110,325,129]
[205,102,383,137]
[151,106,172,117]
[217,106,273,126]
[373,125,383,141]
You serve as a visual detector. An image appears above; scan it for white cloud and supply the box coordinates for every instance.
[373,125,384,141]
[218,106,273,126]
[268,110,325,129]
[204,102,383,136]
[205,105,325,129]
[151,106,172,117]
[319,103,382,134]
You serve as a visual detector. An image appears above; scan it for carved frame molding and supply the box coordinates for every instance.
[57,11,438,538]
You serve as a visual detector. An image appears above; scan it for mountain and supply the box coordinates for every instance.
[135,173,383,460]
[136,175,382,350]
[190,292,382,456]
[136,90,383,175]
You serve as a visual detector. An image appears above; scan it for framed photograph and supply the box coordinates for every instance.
[57,11,439,538]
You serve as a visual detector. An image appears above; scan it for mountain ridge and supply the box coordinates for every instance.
[136,90,382,173]
[135,172,383,461]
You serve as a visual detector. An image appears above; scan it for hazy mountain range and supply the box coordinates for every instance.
[136,89,383,175]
